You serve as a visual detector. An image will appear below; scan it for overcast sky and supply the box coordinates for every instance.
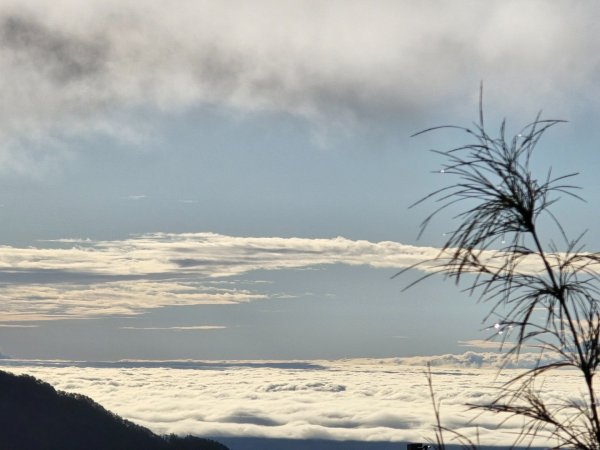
[1,0,599,360]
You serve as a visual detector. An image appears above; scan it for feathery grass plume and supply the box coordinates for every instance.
[403,86,600,449]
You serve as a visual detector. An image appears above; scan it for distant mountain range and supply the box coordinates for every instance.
[0,370,228,450]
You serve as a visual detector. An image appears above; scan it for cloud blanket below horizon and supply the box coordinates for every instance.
[0,354,582,447]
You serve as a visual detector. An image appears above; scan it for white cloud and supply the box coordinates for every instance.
[0,231,581,321]
[1,232,440,321]
[0,279,265,321]
[0,355,583,447]
[120,325,226,331]
[0,0,598,171]
[124,194,146,201]
[457,339,509,350]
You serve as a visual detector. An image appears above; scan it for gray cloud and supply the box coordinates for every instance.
[0,13,108,83]
[260,382,346,393]
[120,325,226,331]
[393,350,560,369]
[0,1,599,171]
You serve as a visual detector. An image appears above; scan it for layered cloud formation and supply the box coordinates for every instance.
[0,233,437,321]
[1,0,599,171]
[0,232,436,321]
[0,355,582,446]
[0,231,576,322]
[2,232,439,276]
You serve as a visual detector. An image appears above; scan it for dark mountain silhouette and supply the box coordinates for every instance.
[0,370,228,450]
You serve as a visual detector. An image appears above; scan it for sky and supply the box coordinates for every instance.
[1,0,600,361]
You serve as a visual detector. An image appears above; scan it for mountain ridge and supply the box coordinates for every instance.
[0,370,228,450]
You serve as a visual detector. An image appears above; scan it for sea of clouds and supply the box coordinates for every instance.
[0,353,583,447]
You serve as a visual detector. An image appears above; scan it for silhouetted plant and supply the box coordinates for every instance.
[402,87,600,449]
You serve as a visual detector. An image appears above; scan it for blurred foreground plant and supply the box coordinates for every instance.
[402,89,600,449]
